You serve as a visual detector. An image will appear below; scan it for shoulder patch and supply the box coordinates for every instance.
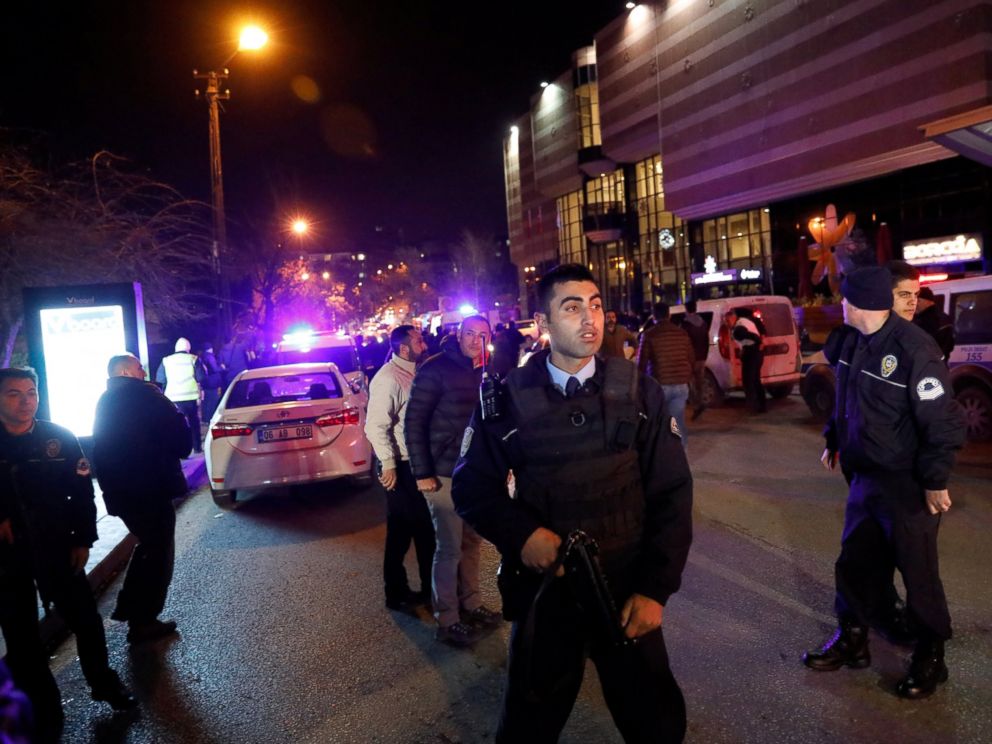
[916,377,945,401]
[460,426,474,457]
[670,417,682,439]
[45,438,61,458]
[75,458,92,477]
[881,354,898,378]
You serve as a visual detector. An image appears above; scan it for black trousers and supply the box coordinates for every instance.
[176,399,202,453]
[835,471,951,640]
[113,500,177,624]
[382,460,435,601]
[496,581,685,744]
[0,550,116,743]
[740,346,766,412]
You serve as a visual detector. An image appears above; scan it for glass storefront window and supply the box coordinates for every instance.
[556,190,585,265]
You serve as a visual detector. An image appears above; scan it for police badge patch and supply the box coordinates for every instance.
[45,439,61,458]
[460,427,474,457]
[670,417,682,439]
[76,458,92,477]
[916,377,945,401]
[881,355,898,378]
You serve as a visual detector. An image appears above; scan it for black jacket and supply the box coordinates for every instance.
[92,376,191,515]
[451,352,693,606]
[0,419,97,550]
[824,314,966,489]
[404,345,483,479]
[914,305,955,361]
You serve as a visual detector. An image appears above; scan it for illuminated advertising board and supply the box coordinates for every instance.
[39,306,126,437]
[23,283,148,439]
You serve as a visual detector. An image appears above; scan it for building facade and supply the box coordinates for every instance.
[504,0,992,315]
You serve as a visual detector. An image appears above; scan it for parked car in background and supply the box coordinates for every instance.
[274,330,366,393]
[797,274,992,441]
[205,363,372,508]
[670,295,802,407]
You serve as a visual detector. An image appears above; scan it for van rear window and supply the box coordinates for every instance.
[750,304,794,337]
[226,372,342,408]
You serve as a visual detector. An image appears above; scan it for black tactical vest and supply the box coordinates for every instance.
[505,358,646,578]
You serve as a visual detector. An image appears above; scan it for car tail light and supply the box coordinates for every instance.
[211,422,254,438]
[316,407,361,427]
[718,325,731,360]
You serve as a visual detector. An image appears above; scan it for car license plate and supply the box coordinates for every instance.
[258,424,313,443]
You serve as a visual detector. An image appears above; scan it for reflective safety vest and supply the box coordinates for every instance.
[161,352,201,402]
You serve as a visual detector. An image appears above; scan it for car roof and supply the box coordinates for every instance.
[927,275,992,294]
[237,362,343,380]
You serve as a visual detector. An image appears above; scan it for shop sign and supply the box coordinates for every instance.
[691,257,763,286]
[903,234,982,266]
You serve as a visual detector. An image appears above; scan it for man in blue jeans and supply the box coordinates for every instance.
[638,302,694,450]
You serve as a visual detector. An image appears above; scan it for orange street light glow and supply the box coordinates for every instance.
[292,219,309,235]
[239,26,269,51]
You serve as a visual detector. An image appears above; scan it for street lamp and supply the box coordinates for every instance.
[194,24,268,341]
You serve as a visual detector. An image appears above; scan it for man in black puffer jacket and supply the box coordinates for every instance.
[404,315,502,647]
[93,353,190,644]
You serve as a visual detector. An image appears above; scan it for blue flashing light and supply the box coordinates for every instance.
[282,326,314,345]
[459,304,477,316]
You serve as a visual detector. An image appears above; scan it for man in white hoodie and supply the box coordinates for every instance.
[364,325,436,615]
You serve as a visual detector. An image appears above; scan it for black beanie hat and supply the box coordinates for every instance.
[841,266,893,311]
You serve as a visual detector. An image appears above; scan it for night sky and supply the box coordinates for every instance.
[2,1,623,251]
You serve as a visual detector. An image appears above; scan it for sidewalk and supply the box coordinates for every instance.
[0,454,207,657]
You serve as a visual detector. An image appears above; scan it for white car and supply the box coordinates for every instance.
[205,363,372,508]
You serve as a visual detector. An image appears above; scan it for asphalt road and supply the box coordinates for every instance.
[51,394,992,743]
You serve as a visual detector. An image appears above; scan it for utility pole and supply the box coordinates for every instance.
[194,68,233,342]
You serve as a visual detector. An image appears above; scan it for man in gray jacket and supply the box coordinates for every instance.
[365,326,436,615]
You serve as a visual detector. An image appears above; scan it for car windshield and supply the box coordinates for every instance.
[750,304,794,336]
[276,345,359,372]
[226,372,342,409]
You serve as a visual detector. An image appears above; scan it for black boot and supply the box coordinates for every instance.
[896,639,948,699]
[803,622,870,671]
[91,669,138,711]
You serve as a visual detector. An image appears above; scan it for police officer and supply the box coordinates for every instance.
[0,367,135,744]
[155,337,206,454]
[803,267,966,700]
[731,307,766,413]
[452,264,692,742]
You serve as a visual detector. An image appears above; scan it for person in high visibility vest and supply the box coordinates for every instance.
[155,338,206,454]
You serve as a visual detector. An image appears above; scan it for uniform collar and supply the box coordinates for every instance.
[861,312,899,351]
[545,355,597,393]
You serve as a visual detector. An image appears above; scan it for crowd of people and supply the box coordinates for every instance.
[0,262,968,743]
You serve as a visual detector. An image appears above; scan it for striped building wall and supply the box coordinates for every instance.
[597,0,992,220]
[531,69,583,198]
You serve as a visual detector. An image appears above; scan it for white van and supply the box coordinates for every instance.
[927,275,992,441]
[670,295,802,407]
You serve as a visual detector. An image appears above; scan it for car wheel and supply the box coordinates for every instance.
[766,383,795,399]
[211,488,236,509]
[956,385,992,442]
[700,369,724,408]
[802,374,835,422]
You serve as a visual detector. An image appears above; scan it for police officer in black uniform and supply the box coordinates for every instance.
[0,367,135,743]
[452,264,693,743]
[803,267,966,699]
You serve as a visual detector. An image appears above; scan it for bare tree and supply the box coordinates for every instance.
[0,145,213,364]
